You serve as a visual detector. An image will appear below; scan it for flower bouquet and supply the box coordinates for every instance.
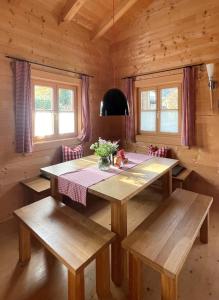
[90,138,119,170]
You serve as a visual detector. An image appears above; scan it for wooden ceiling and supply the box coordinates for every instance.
[16,0,149,40]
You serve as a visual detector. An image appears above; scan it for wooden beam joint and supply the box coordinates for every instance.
[92,0,140,40]
[59,0,87,23]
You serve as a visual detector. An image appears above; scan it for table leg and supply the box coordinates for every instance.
[111,202,127,286]
[200,212,209,244]
[51,176,62,201]
[163,170,172,199]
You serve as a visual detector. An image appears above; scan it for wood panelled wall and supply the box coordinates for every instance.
[0,0,121,222]
[112,0,219,200]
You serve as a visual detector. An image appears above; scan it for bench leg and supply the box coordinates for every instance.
[129,252,142,300]
[68,270,85,300]
[161,274,177,300]
[96,247,110,299]
[200,213,209,244]
[19,222,31,263]
[50,176,63,201]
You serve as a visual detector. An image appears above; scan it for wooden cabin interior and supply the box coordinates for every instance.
[1,0,219,299]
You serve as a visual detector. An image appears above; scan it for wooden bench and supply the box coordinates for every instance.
[122,189,213,300]
[14,197,115,300]
[21,176,51,202]
[172,169,192,189]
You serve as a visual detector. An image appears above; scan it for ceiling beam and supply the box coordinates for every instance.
[92,0,139,40]
[59,0,88,23]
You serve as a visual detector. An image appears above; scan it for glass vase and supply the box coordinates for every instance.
[110,150,117,166]
[98,156,110,171]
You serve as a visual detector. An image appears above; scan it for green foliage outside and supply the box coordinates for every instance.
[161,88,178,109]
[35,86,53,110]
[59,88,73,111]
[35,86,74,111]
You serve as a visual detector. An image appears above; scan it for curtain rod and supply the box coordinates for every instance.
[5,55,95,78]
[121,63,204,79]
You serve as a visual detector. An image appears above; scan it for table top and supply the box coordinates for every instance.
[41,154,178,204]
[41,155,98,177]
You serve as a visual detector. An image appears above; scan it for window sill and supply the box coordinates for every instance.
[33,137,81,152]
[136,134,181,146]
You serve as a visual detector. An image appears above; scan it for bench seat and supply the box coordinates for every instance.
[172,169,192,189]
[123,188,213,300]
[21,176,51,201]
[14,196,115,300]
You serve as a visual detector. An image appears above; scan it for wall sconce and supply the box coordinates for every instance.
[206,63,217,110]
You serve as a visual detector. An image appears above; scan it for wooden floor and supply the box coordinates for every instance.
[0,188,219,300]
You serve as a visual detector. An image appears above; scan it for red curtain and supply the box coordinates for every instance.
[125,77,136,142]
[79,75,91,142]
[181,67,196,147]
[12,60,32,153]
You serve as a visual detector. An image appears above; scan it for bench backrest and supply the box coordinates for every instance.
[14,197,115,274]
[123,189,213,278]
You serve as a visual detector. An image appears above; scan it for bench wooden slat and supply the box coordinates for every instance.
[14,197,115,274]
[172,169,192,182]
[21,176,50,194]
[123,189,213,278]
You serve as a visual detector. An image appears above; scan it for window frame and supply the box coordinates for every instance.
[32,79,79,142]
[137,83,182,137]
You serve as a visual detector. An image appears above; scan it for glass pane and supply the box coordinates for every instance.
[59,88,74,111]
[59,112,75,134]
[160,111,178,133]
[34,112,54,136]
[161,87,178,109]
[35,85,53,110]
[141,90,156,110]
[141,111,156,132]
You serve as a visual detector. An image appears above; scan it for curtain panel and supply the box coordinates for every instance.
[125,77,136,143]
[12,60,32,153]
[181,66,196,147]
[79,75,91,142]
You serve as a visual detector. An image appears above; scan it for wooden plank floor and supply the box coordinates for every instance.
[0,188,219,300]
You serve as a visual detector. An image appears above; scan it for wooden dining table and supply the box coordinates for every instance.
[41,154,178,286]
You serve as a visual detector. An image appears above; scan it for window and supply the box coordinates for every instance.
[139,85,181,135]
[32,80,78,140]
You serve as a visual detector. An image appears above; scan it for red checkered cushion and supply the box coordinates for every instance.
[62,144,84,162]
[147,144,169,158]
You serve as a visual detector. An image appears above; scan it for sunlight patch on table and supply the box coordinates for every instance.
[119,176,147,187]
[142,164,167,173]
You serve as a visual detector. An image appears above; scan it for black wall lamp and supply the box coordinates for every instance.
[100,88,129,116]
[99,0,129,117]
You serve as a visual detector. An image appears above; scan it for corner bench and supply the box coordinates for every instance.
[21,176,51,202]
[172,168,192,189]
[14,197,115,300]
[122,188,213,300]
